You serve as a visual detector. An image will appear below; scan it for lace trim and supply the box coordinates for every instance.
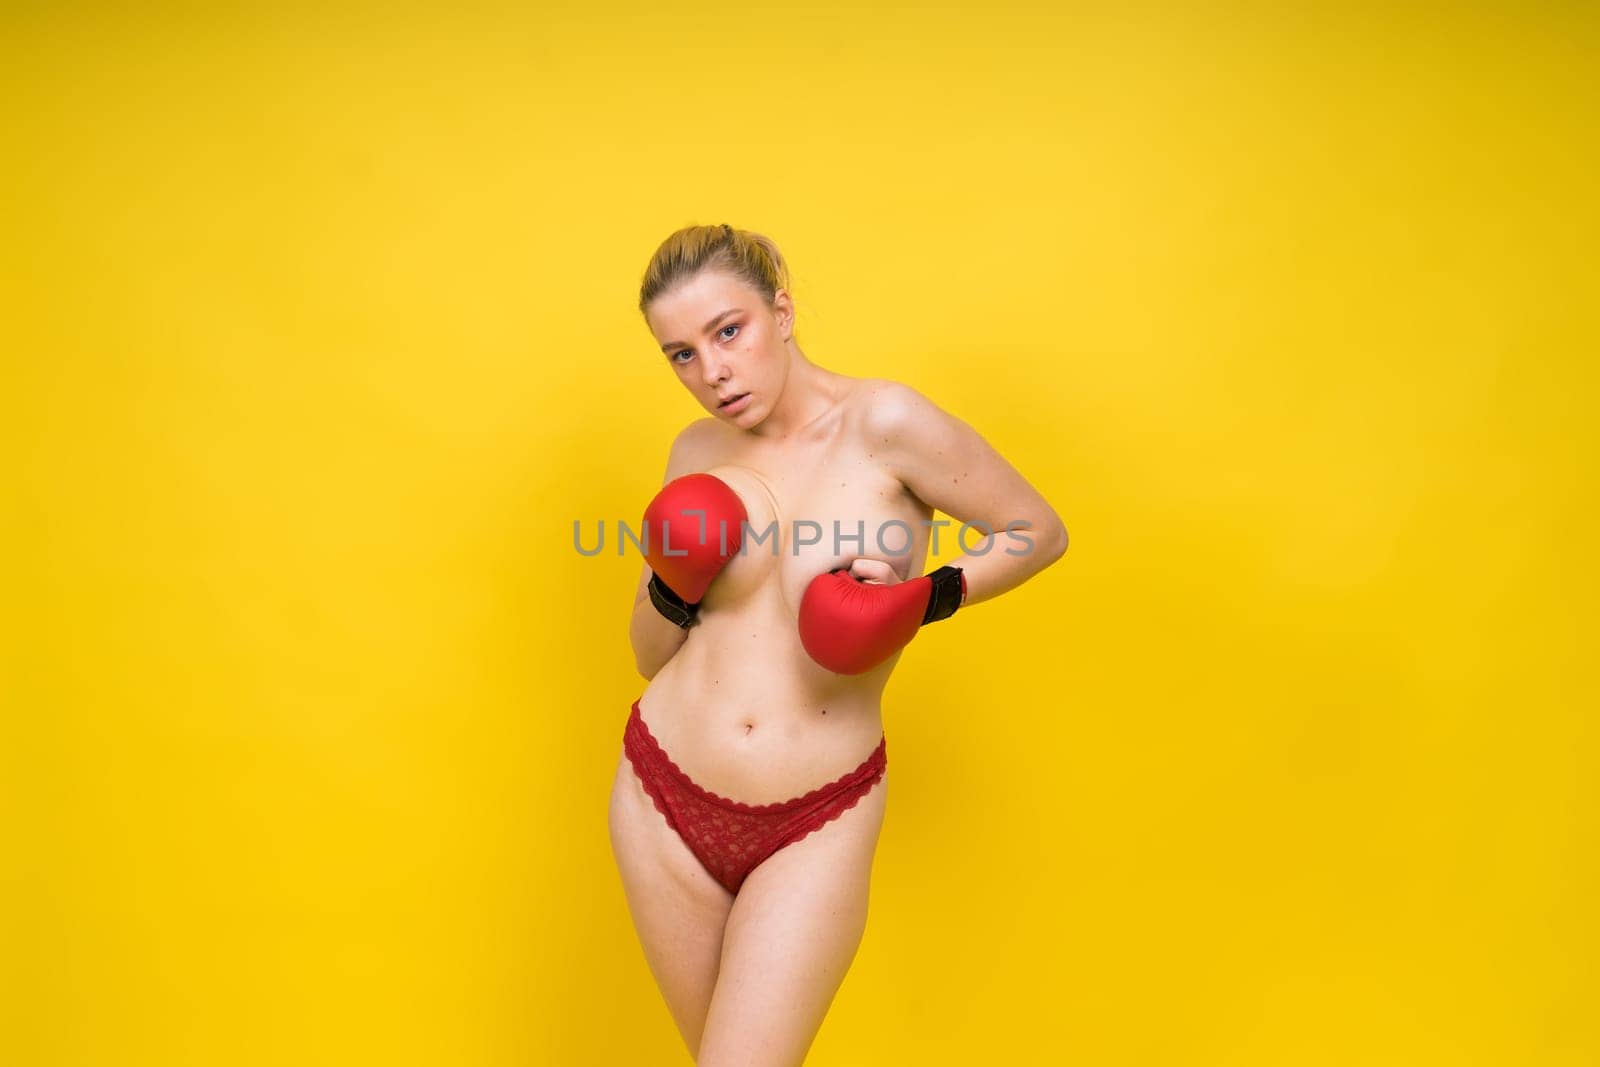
[623,731,681,829]
[755,772,884,861]
[627,699,887,815]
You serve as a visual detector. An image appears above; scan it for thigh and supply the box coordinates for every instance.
[696,772,889,1067]
[607,749,735,1057]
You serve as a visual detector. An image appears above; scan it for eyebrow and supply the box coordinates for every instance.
[660,308,742,353]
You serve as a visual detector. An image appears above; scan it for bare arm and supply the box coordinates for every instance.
[628,419,718,679]
[867,381,1069,609]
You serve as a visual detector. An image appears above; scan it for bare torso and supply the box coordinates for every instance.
[638,375,934,803]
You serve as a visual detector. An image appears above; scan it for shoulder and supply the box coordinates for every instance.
[663,417,733,478]
[671,415,723,451]
[847,377,975,488]
[849,377,945,443]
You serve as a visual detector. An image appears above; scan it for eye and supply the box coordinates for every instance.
[669,348,693,364]
[718,323,740,341]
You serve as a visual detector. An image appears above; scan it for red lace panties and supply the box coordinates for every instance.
[623,698,887,895]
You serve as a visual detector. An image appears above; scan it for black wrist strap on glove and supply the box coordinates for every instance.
[648,572,698,629]
[921,565,965,625]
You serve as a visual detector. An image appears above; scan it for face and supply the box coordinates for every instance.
[645,269,793,427]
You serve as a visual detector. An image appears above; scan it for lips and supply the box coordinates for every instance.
[718,392,749,408]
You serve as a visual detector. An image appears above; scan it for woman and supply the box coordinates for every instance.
[608,223,1068,1066]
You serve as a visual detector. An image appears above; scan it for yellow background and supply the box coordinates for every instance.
[5,3,1594,1064]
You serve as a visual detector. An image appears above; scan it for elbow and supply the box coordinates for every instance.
[629,624,653,680]
[1041,515,1069,563]
[631,636,661,681]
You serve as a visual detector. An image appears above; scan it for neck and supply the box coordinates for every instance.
[749,347,843,440]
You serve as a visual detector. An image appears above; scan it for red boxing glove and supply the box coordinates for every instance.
[797,564,967,675]
[642,473,747,609]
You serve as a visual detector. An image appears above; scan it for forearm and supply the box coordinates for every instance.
[630,595,691,679]
[941,518,1067,610]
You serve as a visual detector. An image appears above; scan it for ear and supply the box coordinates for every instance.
[772,289,795,341]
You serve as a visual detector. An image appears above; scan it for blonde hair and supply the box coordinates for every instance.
[638,223,792,318]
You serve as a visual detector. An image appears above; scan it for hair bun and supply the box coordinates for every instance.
[638,223,788,316]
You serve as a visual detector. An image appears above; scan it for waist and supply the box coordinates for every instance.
[640,651,887,806]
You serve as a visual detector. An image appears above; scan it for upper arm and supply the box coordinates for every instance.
[864,381,1068,558]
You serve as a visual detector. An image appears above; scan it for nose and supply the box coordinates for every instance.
[699,351,730,388]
